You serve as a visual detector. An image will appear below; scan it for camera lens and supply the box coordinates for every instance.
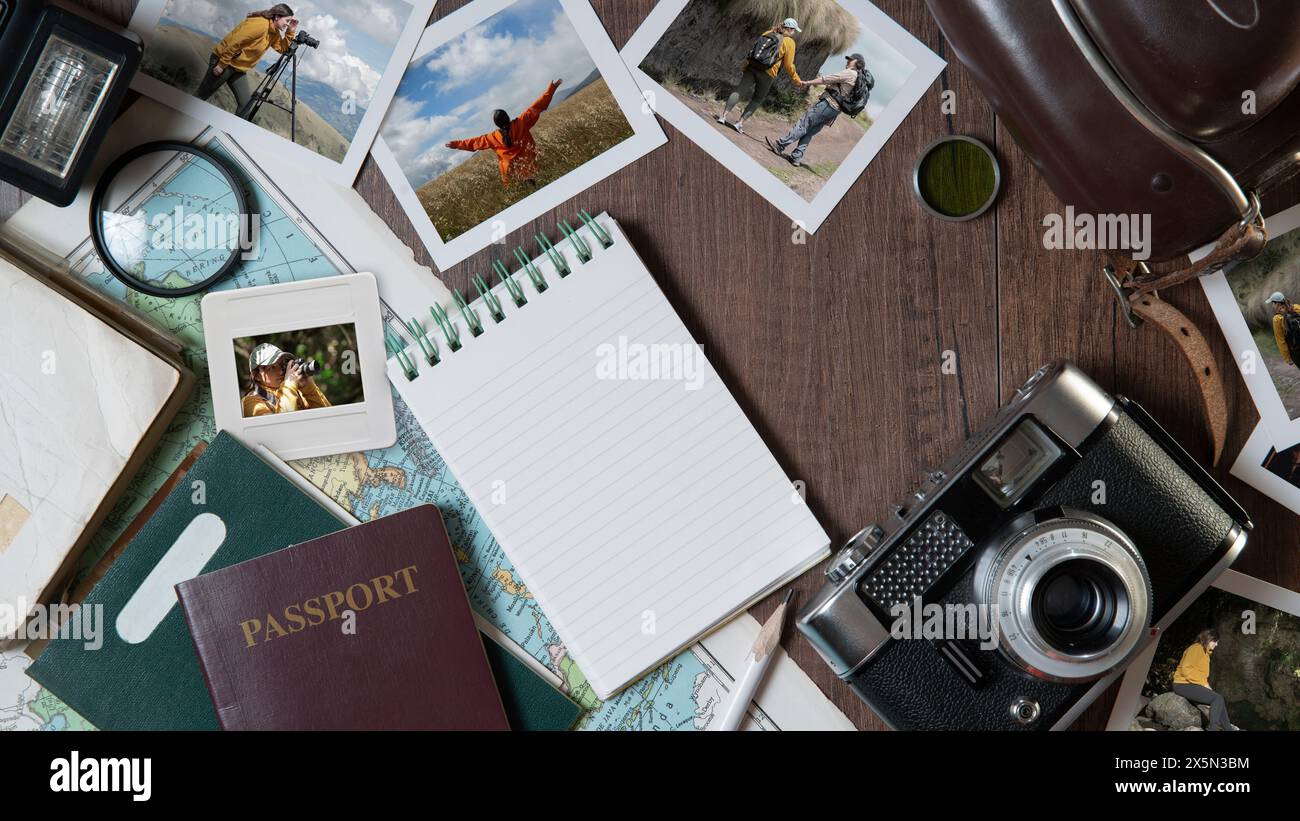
[978,508,1151,683]
[1031,559,1127,655]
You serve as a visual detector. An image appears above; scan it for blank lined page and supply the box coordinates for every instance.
[388,214,828,698]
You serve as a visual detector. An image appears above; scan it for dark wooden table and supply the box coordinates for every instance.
[6,0,1297,731]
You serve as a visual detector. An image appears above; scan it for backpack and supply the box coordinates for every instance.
[1284,310,1300,357]
[834,68,875,116]
[749,32,784,69]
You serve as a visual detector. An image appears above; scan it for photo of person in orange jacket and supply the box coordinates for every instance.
[445,78,563,187]
[195,4,300,113]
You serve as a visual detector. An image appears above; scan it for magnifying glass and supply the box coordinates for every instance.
[912,135,1001,221]
[89,140,250,297]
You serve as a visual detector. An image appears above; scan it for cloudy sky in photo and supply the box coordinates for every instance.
[816,12,914,120]
[161,0,414,106]
[380,0,598,189]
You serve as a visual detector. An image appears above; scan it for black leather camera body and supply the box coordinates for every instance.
[797,361,1251,730]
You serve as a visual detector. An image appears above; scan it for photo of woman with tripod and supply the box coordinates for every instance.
[131,0,429,181]
[194,5,300,114]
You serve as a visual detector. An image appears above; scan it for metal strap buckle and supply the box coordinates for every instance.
[1103,262,1145,330]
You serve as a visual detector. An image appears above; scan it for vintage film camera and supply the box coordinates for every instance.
[797,361,1251,730]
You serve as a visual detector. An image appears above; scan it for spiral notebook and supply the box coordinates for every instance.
[386,212,830,698]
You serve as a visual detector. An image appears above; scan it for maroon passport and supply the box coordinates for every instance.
[175,504,509,730]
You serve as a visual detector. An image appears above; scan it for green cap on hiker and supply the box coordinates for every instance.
[782,17,802,32]
[1267,291,1288,306]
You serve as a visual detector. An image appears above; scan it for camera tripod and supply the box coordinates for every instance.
[236,37,314,143]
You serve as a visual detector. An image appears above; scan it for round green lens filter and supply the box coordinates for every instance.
[912,135,1001,221]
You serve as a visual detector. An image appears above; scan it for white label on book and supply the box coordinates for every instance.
[116,512,226,644]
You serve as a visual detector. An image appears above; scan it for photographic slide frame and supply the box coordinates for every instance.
[203,272,396,460]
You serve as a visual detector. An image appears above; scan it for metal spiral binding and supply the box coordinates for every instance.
[392,210,611,381]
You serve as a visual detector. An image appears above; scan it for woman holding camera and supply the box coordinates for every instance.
[242,343,330,417]
[1171,629,1239,730]
[195,4,300,113]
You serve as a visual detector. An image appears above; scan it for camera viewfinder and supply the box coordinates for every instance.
[973,418,1061,508]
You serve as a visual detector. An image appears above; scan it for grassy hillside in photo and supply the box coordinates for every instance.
[1229,227,1300,332]
[142,24,350,162]
[415,78,634,242]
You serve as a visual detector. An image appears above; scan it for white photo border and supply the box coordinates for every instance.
[621,0,944,233]
[370,0,667,271]
[1197,203,1300,448]
[1106,568,1300,730]
[127,0,435,187]
[1230,422,1300,514]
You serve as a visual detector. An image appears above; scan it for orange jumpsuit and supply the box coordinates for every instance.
[447,81,561,185]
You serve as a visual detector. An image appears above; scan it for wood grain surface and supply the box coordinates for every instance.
[6,0,1297,731]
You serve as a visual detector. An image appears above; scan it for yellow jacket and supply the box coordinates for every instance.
[1272,304,1300,365]
[1172,642,1211,687]
[744,30,801,83]
[213,17,295,73]
[242,378,330,417]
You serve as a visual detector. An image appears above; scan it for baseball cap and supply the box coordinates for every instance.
[1266,291,1288,306]
[783,17,802,32]
[249,342,286,371]
[847,52,866,66]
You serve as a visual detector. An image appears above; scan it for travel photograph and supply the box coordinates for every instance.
[380,0,637,243]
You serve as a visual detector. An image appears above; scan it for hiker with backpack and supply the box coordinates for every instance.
[767,53,873,168]
[1267,291,1300,368]
[717,18,803,134]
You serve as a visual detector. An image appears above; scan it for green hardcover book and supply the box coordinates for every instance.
[481,636,584,731]
[27,432,345,730]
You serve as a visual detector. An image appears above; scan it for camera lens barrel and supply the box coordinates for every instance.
[978,508,1151,683]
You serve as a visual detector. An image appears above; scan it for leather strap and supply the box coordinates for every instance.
[1102,216,1268,467]
[1128,292,1228,466]
[1118,218,1267,297]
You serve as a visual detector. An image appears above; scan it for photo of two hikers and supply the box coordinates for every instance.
[639,0,916,202]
